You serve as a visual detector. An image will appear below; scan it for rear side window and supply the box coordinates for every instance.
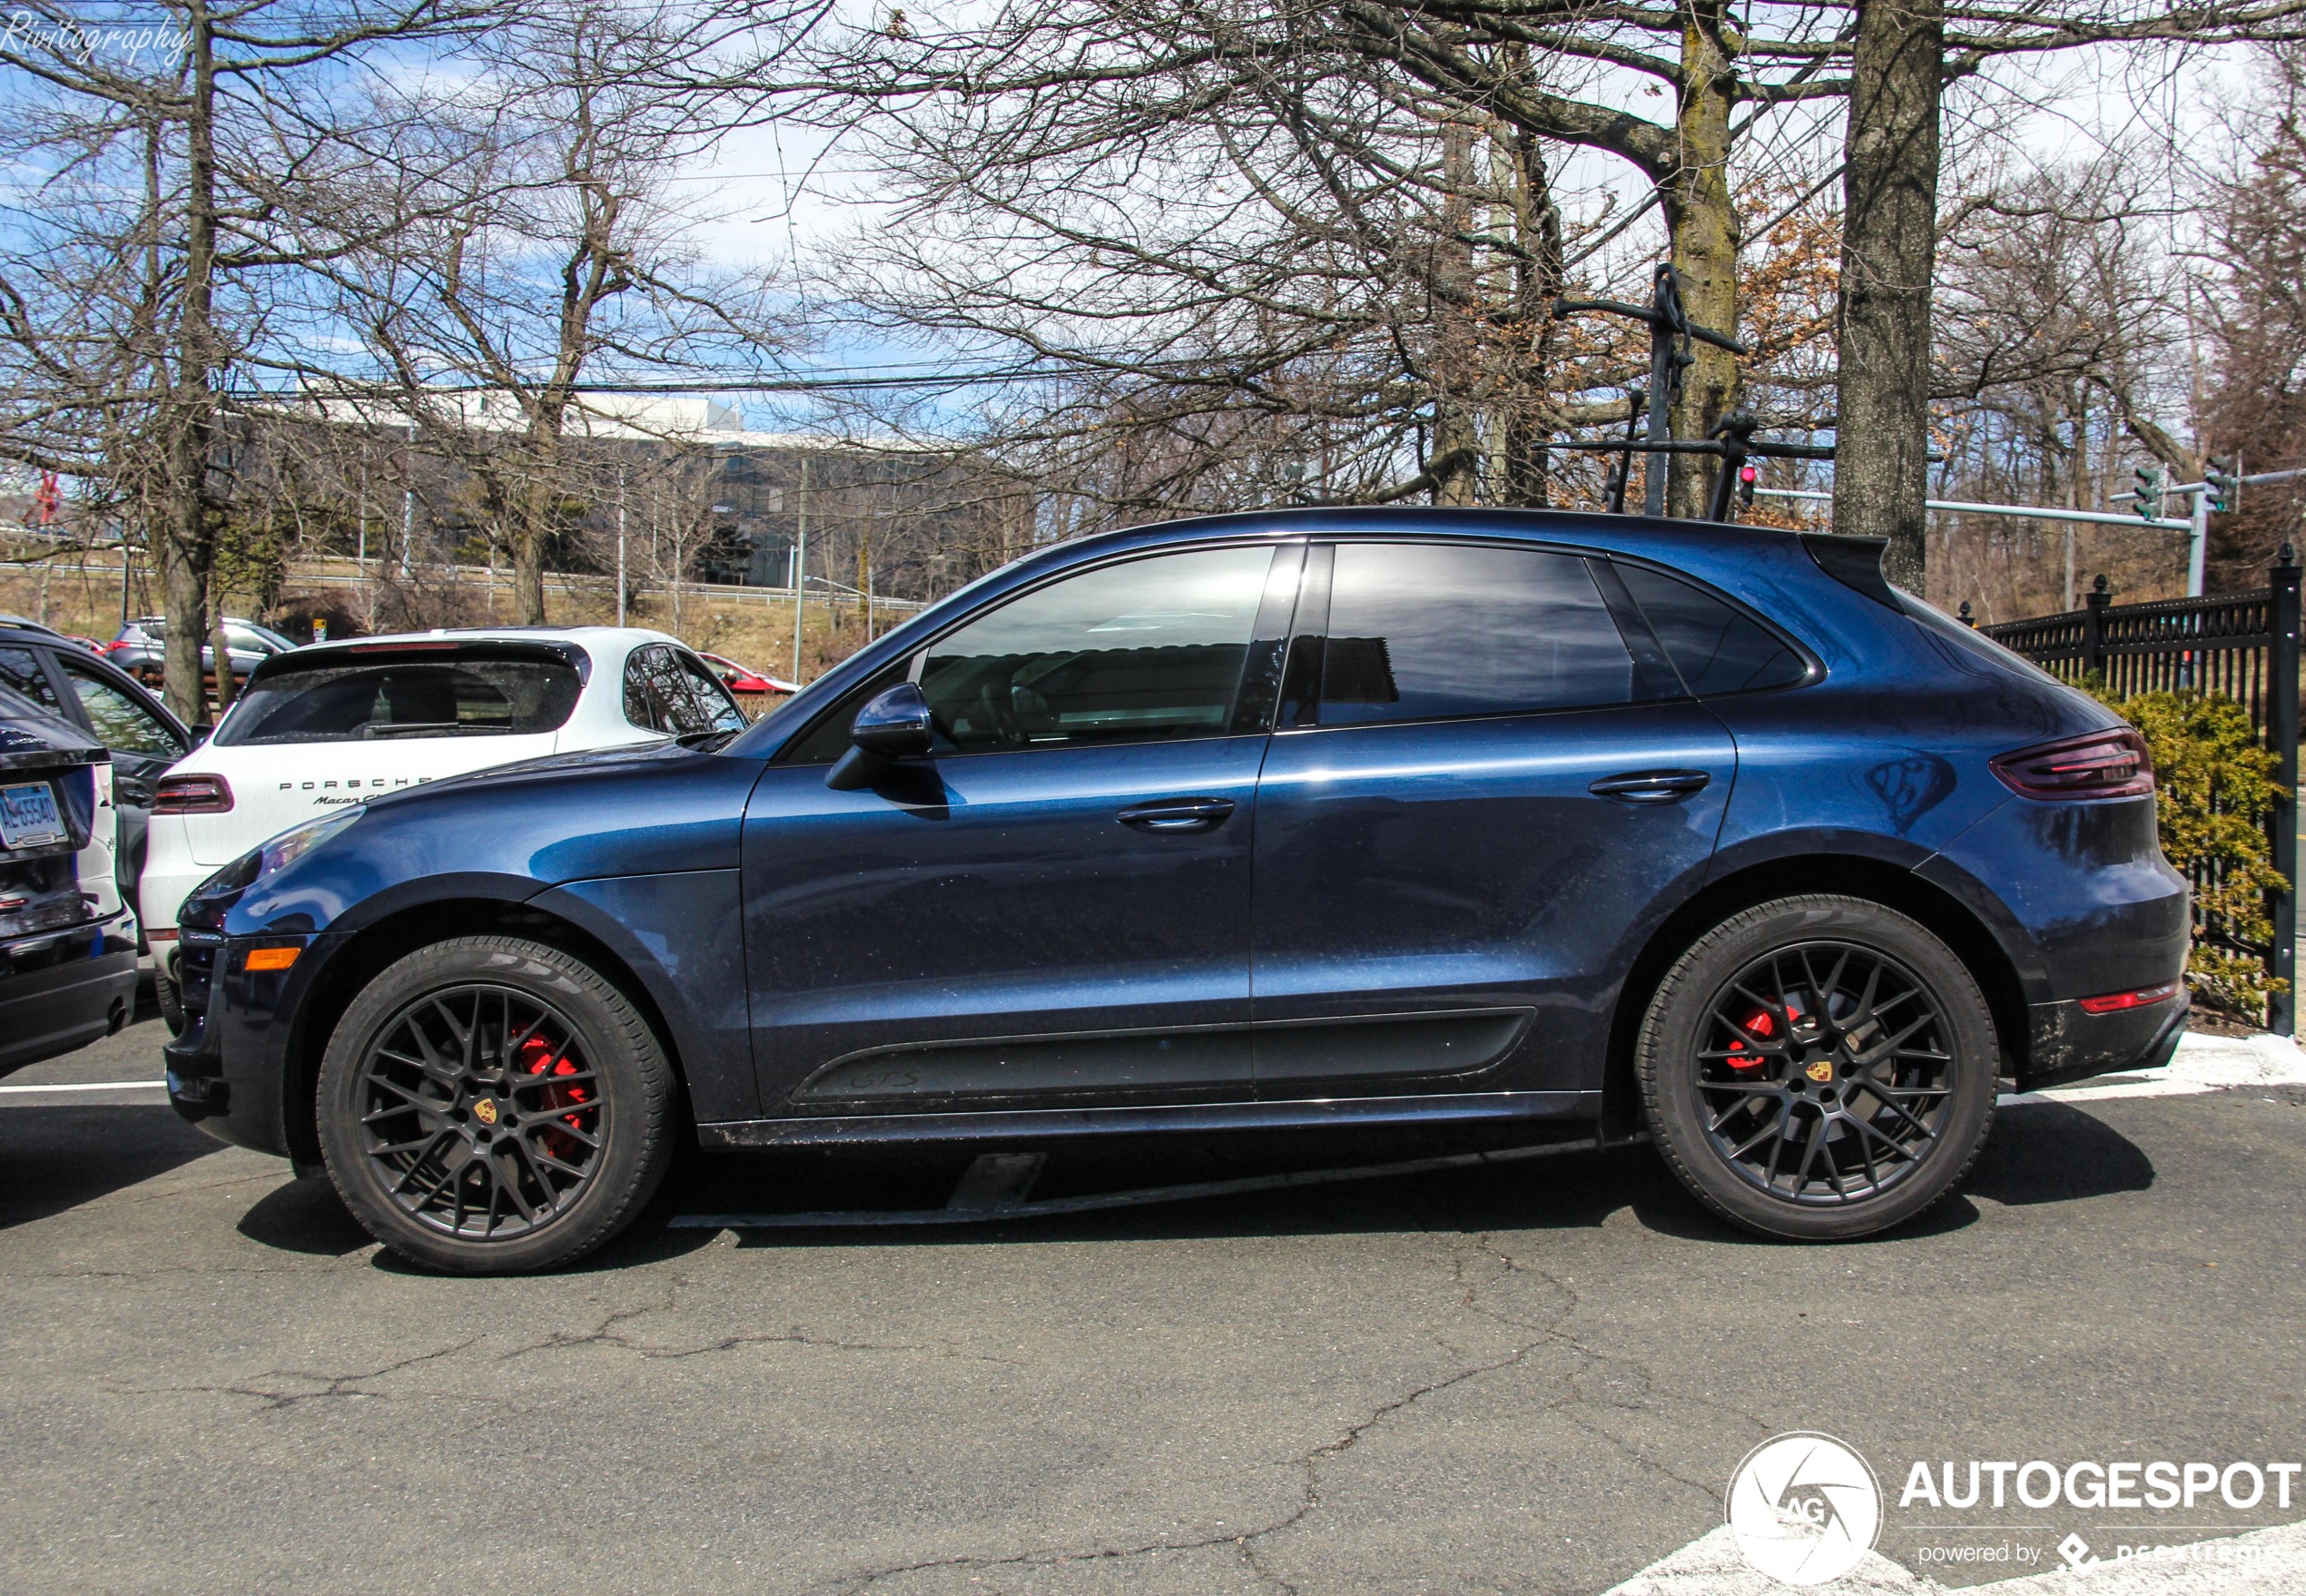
[215,655,581,745]
[1615,565,1809,696]
[1315,543,1634,724]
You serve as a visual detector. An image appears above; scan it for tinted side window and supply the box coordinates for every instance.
[0,645,63,713]
[1316,544,1634,724]
[1616,565,1809,695]
[920,546,1274,753]
[623,647,662,731]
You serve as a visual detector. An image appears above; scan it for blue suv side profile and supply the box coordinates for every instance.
[163,509,2190,1272]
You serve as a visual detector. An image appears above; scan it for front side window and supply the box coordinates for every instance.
[623,644,737,736]
[918,546,1276,754]
[677,652,750,734]
[215,655,581,745]
[1315,543,1636,725]
[56,660,180,756]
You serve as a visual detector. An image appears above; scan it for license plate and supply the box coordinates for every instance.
[0,782,67,850]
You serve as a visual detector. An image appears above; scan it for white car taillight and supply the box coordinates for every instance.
[154,773,233,813]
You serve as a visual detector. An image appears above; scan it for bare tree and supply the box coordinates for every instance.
[0,0,494,718]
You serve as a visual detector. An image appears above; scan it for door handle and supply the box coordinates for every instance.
[1588,769,1712,803]
[1118,796,1237,832]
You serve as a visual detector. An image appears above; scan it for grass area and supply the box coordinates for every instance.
[0,556,899,685]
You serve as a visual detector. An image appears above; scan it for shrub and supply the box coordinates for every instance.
[2095,687,2291,1019]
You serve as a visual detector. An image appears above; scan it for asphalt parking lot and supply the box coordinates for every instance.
[4,1008,2302,1595]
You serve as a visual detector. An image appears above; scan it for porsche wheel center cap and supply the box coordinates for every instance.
[472,1098,499,1127]
[1803,1060,1835,1085]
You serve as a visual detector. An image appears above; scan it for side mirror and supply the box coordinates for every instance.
[188,723,214,745]
[826,683,933,791]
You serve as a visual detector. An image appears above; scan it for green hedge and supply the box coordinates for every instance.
[2092,686,2290,1018]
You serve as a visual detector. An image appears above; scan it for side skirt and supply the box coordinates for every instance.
[696,1088,1601,1149]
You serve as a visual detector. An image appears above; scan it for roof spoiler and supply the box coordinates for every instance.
[1799,533,1901,610]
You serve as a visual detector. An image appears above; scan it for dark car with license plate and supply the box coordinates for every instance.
[0,625,190,933]
[0,687,139,1077]
[162,510,2189,1272]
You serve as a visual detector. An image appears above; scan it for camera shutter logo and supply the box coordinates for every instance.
[1726,1433,1883,1586]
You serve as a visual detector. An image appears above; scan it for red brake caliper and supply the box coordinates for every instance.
[1725,996,1802,1074]
[1725,1010,1773,1073]
[518,1034,591,1161]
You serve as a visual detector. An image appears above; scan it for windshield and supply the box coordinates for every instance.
[215,655,582,745]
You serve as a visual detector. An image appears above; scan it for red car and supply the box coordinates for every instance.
[696,653,797,714]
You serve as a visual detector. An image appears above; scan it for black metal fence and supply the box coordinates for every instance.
[1978,547,2302,1033]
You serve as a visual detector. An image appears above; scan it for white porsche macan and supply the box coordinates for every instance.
[141,626,749,1022]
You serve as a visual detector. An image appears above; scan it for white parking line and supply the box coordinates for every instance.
[0,1079,166,1095]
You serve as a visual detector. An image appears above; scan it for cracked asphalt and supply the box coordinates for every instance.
[4,1010,2303,1596]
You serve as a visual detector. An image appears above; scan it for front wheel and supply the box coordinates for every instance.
[316,936,675,1274]
[1637,895,1998,1241]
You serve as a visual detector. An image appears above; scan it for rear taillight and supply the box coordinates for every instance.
[104,640,129,654]
[2078,980,2183,1015]
[1991,728,2153,801]
[154,773,233,814]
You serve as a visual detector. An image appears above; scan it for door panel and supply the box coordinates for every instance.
[1247,539,1736,1097]
[743,735,1266,1110]
[1251,703,1735,1094]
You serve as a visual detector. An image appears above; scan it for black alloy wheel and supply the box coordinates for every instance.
[318,936,675,1274]
[354,985,606,1240]
[1693,941,1953,1205]
[1638,895,1998,1240]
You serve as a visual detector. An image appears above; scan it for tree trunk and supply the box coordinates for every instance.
[512,420,559,626]
[162,0,218,724]
[511,492,548,626]
[1432,117,1483,506]
[1499,114,1564,508]
[1835,0,1944,589]
[1666,0,1741,520]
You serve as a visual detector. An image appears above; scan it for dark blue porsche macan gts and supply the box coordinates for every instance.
[163,509,2190,1272]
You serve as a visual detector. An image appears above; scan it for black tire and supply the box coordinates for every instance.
[1637,895,1997,1241]
[316,936,675,1274]
[153,958,186,1037]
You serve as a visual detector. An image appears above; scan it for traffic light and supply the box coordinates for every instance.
[2133,464,2163,519]
[2206,455,2240,515]
[1738,463,1758,508]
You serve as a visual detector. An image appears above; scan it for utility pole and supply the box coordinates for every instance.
[792,456,810,683]
[399,420,415,578]
[2187,490,2210,598]
[357,438,369,572]
[616,463,628,627]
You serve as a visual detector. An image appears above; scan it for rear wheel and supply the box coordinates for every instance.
[316,936,675,1274]
[1637,895,1997,1240]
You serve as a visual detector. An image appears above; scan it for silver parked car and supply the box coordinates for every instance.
[106,616,299,686]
